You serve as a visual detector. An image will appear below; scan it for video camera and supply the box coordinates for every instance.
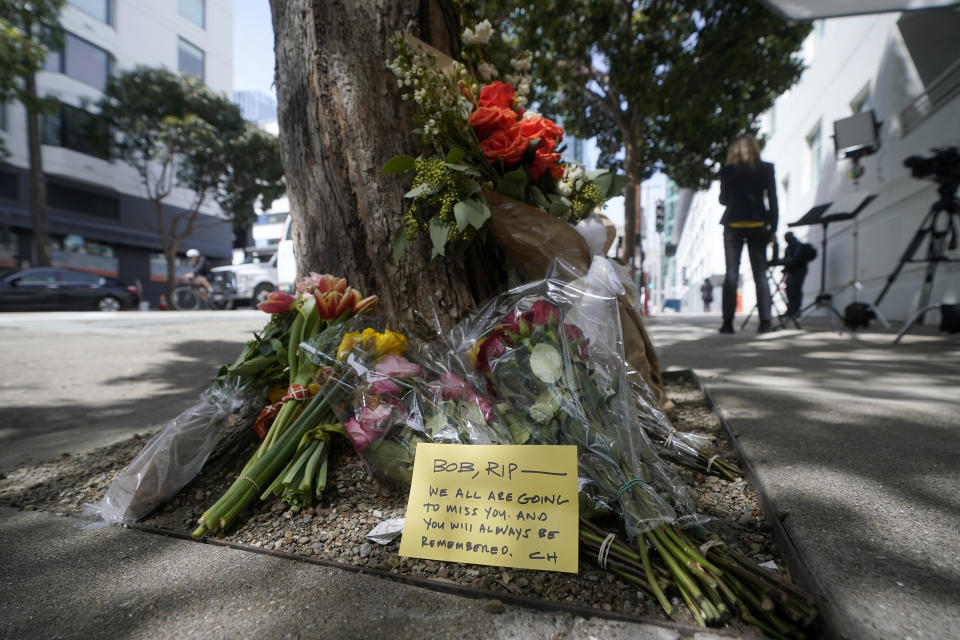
[904,147,960,183]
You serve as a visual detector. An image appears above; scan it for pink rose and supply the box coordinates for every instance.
[374,354,422,379]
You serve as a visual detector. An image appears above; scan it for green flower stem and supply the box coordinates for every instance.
[639,532,673,617]
[192,390,336,538]
[646,530,713,622]
[673,575,706,627]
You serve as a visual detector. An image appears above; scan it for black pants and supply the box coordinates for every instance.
[723,226,771,325]
[785,267,807,315]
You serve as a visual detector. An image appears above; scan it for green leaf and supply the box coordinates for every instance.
[608,174,629,197]
[585,169,608,181]
[381,155,415,174]
[529,343,563,384]
[496,169,527,200]
[392,226,407,262]
[591,171,613,195]
[548,201,569,218]
[530,186,549,208]
[446,147,465,164]
[444,163,481,176]
[454,198,491,231]
[404,183,434,199]
[466,179,482,195]
[429,217,450,258]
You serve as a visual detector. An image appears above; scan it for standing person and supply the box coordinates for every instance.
[717,134,778,334]
[700,277,714,312]
[782,231,816,318]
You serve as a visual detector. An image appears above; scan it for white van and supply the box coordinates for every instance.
[276,214,297,292]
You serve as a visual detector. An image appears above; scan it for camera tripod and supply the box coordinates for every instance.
[740,267,801,331]
[875,176,959,341]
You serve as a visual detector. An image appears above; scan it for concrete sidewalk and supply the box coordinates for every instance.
[647,314,960,640]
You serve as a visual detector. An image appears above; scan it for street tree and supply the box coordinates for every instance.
[0,0,65,266]
[95,67,285,296]
[270,0,506,330]
[468,0,810,265]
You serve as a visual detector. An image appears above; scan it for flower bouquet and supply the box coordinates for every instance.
[383,26,627,260]
[191,273,377,537]
[328,328,511,488]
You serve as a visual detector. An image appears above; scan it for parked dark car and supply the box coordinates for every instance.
[0,267,140,311]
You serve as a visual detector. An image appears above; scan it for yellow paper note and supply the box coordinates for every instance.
[399,443,579,573]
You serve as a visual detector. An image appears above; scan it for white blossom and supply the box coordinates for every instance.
[558,181,573,197]
[521,110,541,120]
[462,19,494,46]
[477,61,497,81]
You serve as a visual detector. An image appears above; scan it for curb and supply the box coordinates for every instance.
[671,368,852,640]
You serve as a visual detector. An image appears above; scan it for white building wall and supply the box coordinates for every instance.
[2,0,234,216]
[675,11,960,323]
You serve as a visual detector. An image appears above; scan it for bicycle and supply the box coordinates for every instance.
[171,275,234,310]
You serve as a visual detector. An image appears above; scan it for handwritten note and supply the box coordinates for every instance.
[399,443,579,573]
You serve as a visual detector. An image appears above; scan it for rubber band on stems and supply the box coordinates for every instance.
[706,455,719,473]
[597,533,617,570]
[616,477,648,500]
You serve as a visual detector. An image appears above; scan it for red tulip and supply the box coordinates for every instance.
[353,295,378,315]
[314,291,341,319]
[256,291,296,315]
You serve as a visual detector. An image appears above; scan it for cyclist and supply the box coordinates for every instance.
[185,249,212,295]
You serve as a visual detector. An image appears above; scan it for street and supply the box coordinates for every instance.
[0,310,265,473]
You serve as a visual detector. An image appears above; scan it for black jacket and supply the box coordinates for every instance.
[718,161,778,231]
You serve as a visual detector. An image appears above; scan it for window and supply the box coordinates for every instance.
[850,87,873,114]
[68,0,110,25]
[806,123,822,189]
[17,269,59,285]
[45,33,111,91]
[0,171,18,200]
[178,0,205,28]
[42,103,110,159]
[178,37,205,81]
[47,182,119,219]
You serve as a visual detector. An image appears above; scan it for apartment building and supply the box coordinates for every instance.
[670,8,960,323]
[0,0,234,304]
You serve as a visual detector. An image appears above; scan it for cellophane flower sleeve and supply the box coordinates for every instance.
[84,377,256,526]
[447,273,699,538]
[303,326,512,489]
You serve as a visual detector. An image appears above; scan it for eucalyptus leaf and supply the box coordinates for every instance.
[429,217,450,258]
[591,171,613,195]
[446,147,465,164]
[404,183,434,199]
[548,201,570,218]
[454,198,491,231]
[608,174,629,196]
[496,169,527,200]
[381,155,415,174]
[444,163,481,176]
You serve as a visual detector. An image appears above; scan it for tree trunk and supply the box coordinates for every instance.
[622,143,638,272]
[25,73,50,268]
[270,0,504,333]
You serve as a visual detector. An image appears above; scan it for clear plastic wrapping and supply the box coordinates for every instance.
[447,275,697,537]
[85,378,255,526]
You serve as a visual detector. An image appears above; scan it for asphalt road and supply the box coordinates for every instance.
[0,310,266,473]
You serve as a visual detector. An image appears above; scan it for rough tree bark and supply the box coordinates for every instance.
[270,0,505,332]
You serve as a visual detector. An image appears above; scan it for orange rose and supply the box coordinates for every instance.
[529,138,563,180]
[468,106,519,139]
[480,123,529,166]
[478,81,515,109]
[519,115,563,145]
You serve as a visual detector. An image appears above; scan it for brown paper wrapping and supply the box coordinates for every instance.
[484,191,669,410]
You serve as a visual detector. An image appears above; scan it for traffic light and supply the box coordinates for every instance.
[655,199,665,233]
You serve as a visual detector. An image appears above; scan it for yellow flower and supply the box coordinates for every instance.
[337,328,408,360]
[374,330,408,357]
[467,340,482,367]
